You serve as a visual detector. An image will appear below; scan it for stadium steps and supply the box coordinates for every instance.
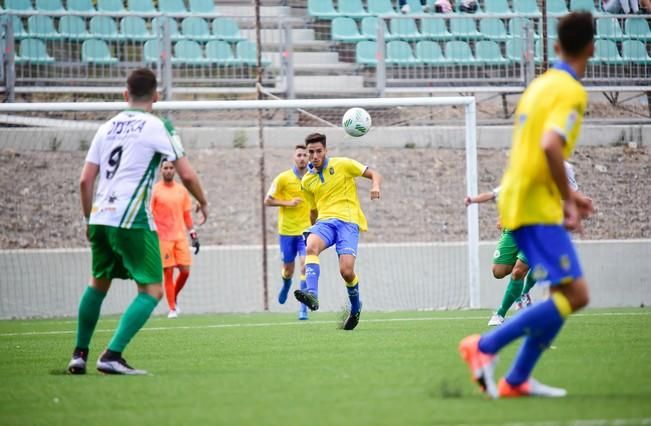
[292,75,367,94]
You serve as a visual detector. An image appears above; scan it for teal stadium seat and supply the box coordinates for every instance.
[479,18,508,40]
[597,18,624,40]
[484,0,512,14]
[445,40,476,65]
[16,38,55,64]
[67,0,95,13]
[420,18,452,40]
[11,16,29,39]
[593,39,625,64]
[547,18,558,37]
[389,18,424,40]
[153,17,182,40]
[361,17,393,40]
[128,0,156,13]
[97,0,126,13]
[506,38,540,62]
[213,18,246,42]
[236,40,270,66]
[205,40,237,64]
[625,18,651,40]
[546,0,568,13]
[173,40,208,65]
[570,0,595,11]
[308,0,339,19]
[475,40,509,65]
[159,0,187,14]
[332,17,368,42]
[28,15,62,40]
[356,40,378,65]
[35,0,65,12]
[89,16,123,41]
[59,15,92,40]
[404,0,425,13]
[622,40,651,64]
[415,40,449,64]
[338,0,371,18]
[535,39,556,63]
[386,40,419,65]
[450,18,482,39]
[82,39,119,64]
[181,17,212,41]
[143,39,162,62]
[367,0,399,16]
[6,0,34,12]
[513,0,540,13]
[189,0,217,14]
[120,16,153,41]
[509,18,538,38]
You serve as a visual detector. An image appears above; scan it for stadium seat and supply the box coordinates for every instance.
[67,0,95,13]
[597,18,624,40]
[128,0,156,13]
[16,38,55,64]
[404,0,425,13]
[332,17,368,42]
[59,15,92,40]
[159,0,187,14]
[479,18,508,40]
[143,39,162,62]
[513,0,540,13]
[189,0,217,14]
[420,18,452,40]
[355,40,378,65]
[236,40,270,66]
[449,18,482,39]
[484,0,512,14]
[386,40,419,65]
[624,18,651,40]
[27,15,62,40]
[97,0,126,13]
[509,18,538,38]
[338,0,371,18]
[367,0,399,16]
[90,16,123,41]
[35,0,65,12]
[570,0,595,11]
[622,40,651,64]
[6,0,33,12]
[173,40,208,65]
[593,39,625,64]
[444,40,476,65]
[120,16,153,41]
[205,40,237,64]
[546,0,568,13]
[181,17,212,41]
[506,38,539,62]
[82,39,119,64]
[361,17,393,40]
[475,40,509,65]
[389,18,424,40]
[535,38,556,62]
[153,17,182,40]
[212,18,246,42]
[547,18,558,37]
[10,16,28,39]
[308,0,339,19]
[415,40,449,64]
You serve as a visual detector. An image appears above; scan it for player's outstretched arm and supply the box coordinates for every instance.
[362,167,382,200]
[79,161,99,232]
[464,191,495,206]
[174,156,208,225]
[264,196,302,208]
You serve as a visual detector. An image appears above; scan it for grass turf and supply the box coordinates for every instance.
[1,308,650,425]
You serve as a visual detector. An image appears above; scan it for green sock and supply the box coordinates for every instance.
[522,271,536,295]
[75,286,107,349]
[108,293,159,353]
[496,278,524,317]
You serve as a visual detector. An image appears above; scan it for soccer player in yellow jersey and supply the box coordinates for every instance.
[460,12,595,398]
[264,145,312,320]
[294,133,382,331]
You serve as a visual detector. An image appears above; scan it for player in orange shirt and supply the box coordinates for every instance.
[151,160,200,318]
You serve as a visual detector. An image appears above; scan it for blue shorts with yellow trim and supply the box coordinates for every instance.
[512,225,583,286]
[279,235,306,264]
[307,218,360,257]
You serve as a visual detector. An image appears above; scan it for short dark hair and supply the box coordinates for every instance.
[305,133,326,147]
[127,68,157,102]
[295,144,306,150]
[557,12,595,57]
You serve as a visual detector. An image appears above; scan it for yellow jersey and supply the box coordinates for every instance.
[301,157,368,231]
[498,65,588,229]
[267,167,311,236]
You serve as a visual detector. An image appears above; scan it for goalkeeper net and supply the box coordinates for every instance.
[0,97,480,319]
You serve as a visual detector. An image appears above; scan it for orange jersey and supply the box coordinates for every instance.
[151,180,192,241]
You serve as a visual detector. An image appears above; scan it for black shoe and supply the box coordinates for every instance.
[67,348,88,375]
[343,310,361,331]
[294,290,319,311]
[97,350,147,375]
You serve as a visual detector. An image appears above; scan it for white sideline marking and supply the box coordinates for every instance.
[0,311,649,338]
[494,418,651,426]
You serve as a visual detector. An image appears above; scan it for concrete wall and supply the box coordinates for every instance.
[1,240,649,319]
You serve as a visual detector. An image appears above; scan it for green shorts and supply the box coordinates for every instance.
[89,224,163,285]
[493,230,528,265]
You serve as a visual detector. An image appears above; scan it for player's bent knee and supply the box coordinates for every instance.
[492,264,511,279]
[141,284,164,301]
[511,266,527,280]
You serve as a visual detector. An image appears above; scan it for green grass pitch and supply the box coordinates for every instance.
[1,309,650,425]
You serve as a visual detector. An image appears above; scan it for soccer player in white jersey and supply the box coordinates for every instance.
[67,68,208,375]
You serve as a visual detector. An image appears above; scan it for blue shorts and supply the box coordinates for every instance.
[512,225,583,286]
[307,218,360,257]
[279,235,306,264]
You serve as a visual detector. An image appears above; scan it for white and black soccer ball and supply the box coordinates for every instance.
[342,108,371,137]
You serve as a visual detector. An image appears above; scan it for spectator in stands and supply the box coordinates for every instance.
[459,0,478,12]
[602,0,640,13]
[399,0,432,13]
[434,0,454,13]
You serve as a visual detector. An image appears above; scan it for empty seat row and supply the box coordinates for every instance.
[4,0,217,14]
[9,15,246,43]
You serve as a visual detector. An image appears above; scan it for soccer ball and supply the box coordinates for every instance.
[342,108,371,137]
